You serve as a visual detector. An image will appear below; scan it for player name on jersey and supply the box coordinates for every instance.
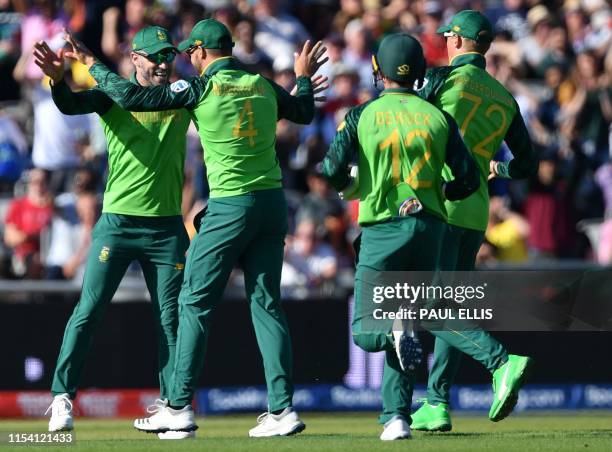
[374,111,432,126]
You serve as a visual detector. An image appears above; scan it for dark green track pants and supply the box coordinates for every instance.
[169,189,294,411]
[51,213,189,399]
[426,224,508,405]
[352,214,507,424]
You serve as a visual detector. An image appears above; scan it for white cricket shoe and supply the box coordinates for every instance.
[248,407,305,437]
[46,393,74,432]
[157,430,196,440]
[380,415,411,441]
[133,399,196,433]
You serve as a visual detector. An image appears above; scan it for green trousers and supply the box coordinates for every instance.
[426,224,508,405]
[169,188,294,411]
[352,214,506,424]
[52,213,189,399]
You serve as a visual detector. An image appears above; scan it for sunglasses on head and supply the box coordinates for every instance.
[135,50,176,64]
[185,45,201,55]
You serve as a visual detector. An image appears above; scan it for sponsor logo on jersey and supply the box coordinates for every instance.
[175,263,185,270]
[170,80,190,93]
[99,246,110,263]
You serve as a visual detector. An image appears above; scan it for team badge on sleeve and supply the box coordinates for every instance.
[170,80,190,93]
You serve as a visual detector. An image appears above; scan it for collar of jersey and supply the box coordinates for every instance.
[201,56,237,77]
[450,52,486,69]
[130,72,140,85]
[381,87,415,96]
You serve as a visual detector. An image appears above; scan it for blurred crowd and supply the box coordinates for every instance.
[0,0,610,284]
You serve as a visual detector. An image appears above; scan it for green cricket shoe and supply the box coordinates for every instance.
[410,401,452,432]
[489,354,534,422]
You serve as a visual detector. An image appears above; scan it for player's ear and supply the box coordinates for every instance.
[130,52,139,65]
[455,35,463,50]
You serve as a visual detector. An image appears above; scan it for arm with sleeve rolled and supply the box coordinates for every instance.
[494,105,538,179]
[89,62,204,111]
[320,105,363,191]
[267,76,314,124]
[442,111,480,200]
[50,79,114,115]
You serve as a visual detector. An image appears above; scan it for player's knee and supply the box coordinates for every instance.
[353,333,384,353]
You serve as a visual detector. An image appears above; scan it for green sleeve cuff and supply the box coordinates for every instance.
[496,162,511,179]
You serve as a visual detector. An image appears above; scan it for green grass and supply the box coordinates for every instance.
[1,412,611,452]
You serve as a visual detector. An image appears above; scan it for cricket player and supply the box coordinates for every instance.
[34,26,191,432]
[321,33,485,440]
[62,19,326,437]
[411,10,538,432]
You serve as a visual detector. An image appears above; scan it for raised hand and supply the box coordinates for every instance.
[291,74,330,102]
[293,40,328,79]
[63,29,96,68]
[33,41,65,83]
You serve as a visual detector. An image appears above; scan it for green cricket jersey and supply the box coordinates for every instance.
[419,53,537,231]
[51,75,190,217]
[322,88,479,225]
[89,57,314,198]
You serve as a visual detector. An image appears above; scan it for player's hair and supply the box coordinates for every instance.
[461,37,491,55]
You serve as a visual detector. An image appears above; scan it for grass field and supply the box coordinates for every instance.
[1,412,611,452]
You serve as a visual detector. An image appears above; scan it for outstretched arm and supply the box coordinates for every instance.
[33,40,113,115]
[321,105,364,191]
[273,40,328,124]
[62,30,203,111]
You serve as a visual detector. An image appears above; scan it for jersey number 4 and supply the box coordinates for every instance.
[232,100,258,147]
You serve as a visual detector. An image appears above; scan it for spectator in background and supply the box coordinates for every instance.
[519,5,553,72]
[4,168,53,278]
[29,77,93,193]
[14,41,95,193]
[570,51,611,163]
[485,196,529,263]
[233,17,272,75]
[342,18,372,88]
[64,0,123,69]
[0,0,23,101]
[18,0,65,83]
[282,219,338,287]
[295,170,344,236]
[524,150,576,259]
[595,162,612,264]
[333,0,363,33]
[45,168,99,280]
[253,0,309,70]
[487,0,529,41]
[321,63,360,144]
[0,112,28,192]
[419,1,447,68]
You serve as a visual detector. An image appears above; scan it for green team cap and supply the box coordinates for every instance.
[374,33,425,84]
[131,26,177,54]
[437,10,494,43]
[177,19,235,52]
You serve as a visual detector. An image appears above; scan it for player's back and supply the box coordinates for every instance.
[355,92,451,225]
[437,63,518,231]
[191,66,282,198]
